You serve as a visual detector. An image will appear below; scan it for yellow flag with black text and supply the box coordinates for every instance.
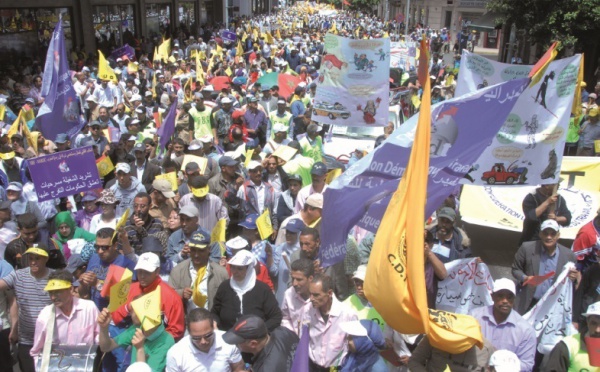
[131,286,162,332]
[364,38,483,355]
[98,50,118,83]
[256,209,274,240]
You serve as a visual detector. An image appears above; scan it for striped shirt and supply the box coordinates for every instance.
[2,268,53,345]
[178,193,229,232]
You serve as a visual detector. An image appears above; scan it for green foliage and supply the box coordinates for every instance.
[487,0,600,47]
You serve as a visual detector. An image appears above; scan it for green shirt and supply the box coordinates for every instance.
[343,294,385,331]
[114,324,175,372]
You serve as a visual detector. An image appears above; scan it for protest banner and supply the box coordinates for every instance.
[460,156,600,240]
[389,41,417,70]
[435,258,493,315]
[28,147,101,202]
[523,262,577,354]
[313,33,390,127]
[221,30,237,43]
[37,20,82,142]
[456,51,582,187]
[320,78,527,267]
[180,154,208,174]
[110,44,136,61]
[155,172,178,191]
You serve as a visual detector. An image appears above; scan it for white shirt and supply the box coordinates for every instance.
[113,114,130,133]
[73,80,91,109]
[136,161,146,181]
[188,262,211,311]
[166,331,242,372]
[93,83,116,108]
[294,184,327,213]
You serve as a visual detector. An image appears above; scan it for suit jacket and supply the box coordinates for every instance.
[129,160,161,191]
[511,240,576,314]
[168,260,229,312]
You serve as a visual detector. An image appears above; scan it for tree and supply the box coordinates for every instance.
[487,0,600,84]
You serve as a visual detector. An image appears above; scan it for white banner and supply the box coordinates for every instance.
[390,41,417,70]
[456,51,581,187]
[523,262,577,354]
[435,258,494,314]
[313,33,390,127]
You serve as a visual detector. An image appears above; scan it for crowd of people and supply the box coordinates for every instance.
[0,2,599,372]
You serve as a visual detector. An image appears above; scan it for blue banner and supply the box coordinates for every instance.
[157,98,178,151]
[221,30,237,43]
[319,78,529,267]
[110,44,136,61]
[28,147,102,202]
[37,20,82,143]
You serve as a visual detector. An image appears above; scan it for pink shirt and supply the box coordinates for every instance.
[281,287,310,334]
[300,296,358,368]
[31,297,100,356]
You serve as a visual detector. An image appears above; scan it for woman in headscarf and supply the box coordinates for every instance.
[52,210,96,260]
[89,189,119,234]
[340,319,388,372]
[211,249,282,332]
[74,191,102,231]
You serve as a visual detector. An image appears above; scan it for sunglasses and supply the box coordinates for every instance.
[94,244,111,251]
[191,332,214,341]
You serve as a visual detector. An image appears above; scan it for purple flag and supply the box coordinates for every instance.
[37,19,82,143]
[110,44,136,61]
[157,98,178,151]
[291,325,309,372]
[28,147,102,202]
[319,78,529,267]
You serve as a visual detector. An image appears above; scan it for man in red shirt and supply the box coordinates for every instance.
[112,252,185,340]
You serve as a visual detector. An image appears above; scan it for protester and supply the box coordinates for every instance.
[520,183,571,245]
[343,264,384,328]
[427,207,472,264]
[282,258,314,334]
[571,207,600,272]
[339,319,388,372]
[52,210,97,260]
[89,189,120,234]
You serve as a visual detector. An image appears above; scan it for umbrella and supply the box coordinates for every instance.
[209,76,232,91]
[257,72,303,98]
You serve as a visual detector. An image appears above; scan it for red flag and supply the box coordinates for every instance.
[343,0,351,5]
[529,41,558,79]
[417,38,430,86]
[278,74,303,99]
[100,265,126,298]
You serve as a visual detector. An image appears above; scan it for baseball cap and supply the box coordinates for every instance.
[198,135,213,143]
[247,96,258,103]
[55,133,69,144]
[540,219,560,232]
[66,253,86,274]
[134,252,161,272]
[273,123,287,133]
[44,278,73,292]
[86,95,98,103]
[583,301,600,317]
[221,97,233,104]
[239,214,259,229]
[127,119,141,127]
[188,228,210,249]
[145,91,153,97]
[81,191,98,202]
[438,207,456,222]
[135,107,145,114]
[115,163,131,174]
[247,160,263,170]
[131,94,142,102]
[277,99,286,105]
[311,162,327,176]
[589,93,598,99]
[89,120,102,128]
[189,175,209,198]
[6,182,23,192]
[287,174,302,183]
[219,156,239,167]
[152,179,176,198]
[223,315,268,344]
[352,265,367,281]
[24,247,49,257]
[188,139,203,151]
[492,278,516,295]
[226,236,250,252]
[286,219,305,233]
[305,193,323,209]
[133,142,145,152]
[179,205,200,218]
[488,350,520,372]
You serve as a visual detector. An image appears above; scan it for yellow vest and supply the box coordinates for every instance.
[189,107,212,139]
[562,333,600,372]
[299,136,323,163]
[268,111,292,139]
[343,294,385,331]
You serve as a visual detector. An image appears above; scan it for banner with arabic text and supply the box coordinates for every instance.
[436,258,494,315]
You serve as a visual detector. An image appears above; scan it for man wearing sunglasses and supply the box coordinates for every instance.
[166,308,245,371]
[511,219,578,315]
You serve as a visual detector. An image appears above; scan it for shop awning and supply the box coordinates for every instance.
[469,11,503,32]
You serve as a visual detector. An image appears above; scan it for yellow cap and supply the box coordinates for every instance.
[24,247,48,257]
[589,108,599,117]
[191,185,209,198]
[44,279,72,291]
[0,151,15,160]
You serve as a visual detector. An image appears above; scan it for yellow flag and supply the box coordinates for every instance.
[364,39,483,355]
[572,55,584,116]
[266,32,274,44]
[216,43,223,57]
[0,105,5,121]
[21,105,35,123]
[529,41,558,88]
[96,155,115,178]
[7,111,22,139]
[108,268,133,312]
[153,46,159,62]
[242,32,248,43]
[211,219,227,243]
[236,41,244,58]
[158,38,171,63]
[190,50,198,58]
[112,208,130,241]
[21,120,35,152]
[98,50,118,83]
[275,29,282,40]
[325,168,342,184]
[127,62,138,74]
[330,22,337,34]
[155,172,178,191]
[225,67,233,77]
[383,32,389,38]
[131,286,162,332]
[256,209,274,240]
[183,78,192,102]
[252,28,259,40]
[244,149,254,167]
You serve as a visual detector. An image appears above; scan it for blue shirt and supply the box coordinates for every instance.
[534,247,559,300]
[0,260,14,279]
[86,253,137,310]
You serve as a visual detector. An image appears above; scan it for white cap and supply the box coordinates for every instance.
[202,85,215,92]
[488,350,520,372]
[126,362,153,372]
[198,135,213,143]
[352,265,367,281]
[247,160,263,170]
[306,193,323,209]
[277,99,286,105]
[128,135,137,141]
[228,249,255,267]
[82,66,90,72]
[115,163,131,174]
[492,278,516,295]
[188,139,203,151]
[540,219,560,232]
[116,58,123,62]
[226,236,249,251]
[131,94,142,102]
[134,252,161,272]
[339,321,368,337]
[583,301,600,317]
[221,97,233,104]
[273,123,287,133]
[145,91,153,97]
[86,95,98,103]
